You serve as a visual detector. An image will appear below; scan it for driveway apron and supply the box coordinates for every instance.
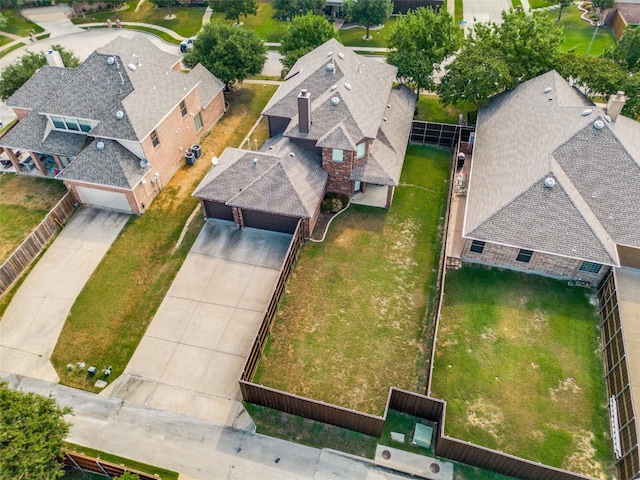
[104,220,292,428]
[0,207,129,382]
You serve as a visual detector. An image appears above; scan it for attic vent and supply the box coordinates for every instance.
[326,63,335,72]
[604,115,611,123]
[581,109,592,116]
[330,97,340,106]
[326,51,333,57]
[96,141,105,150]
[338,52,345,59]
[543,87,552,93]
[387,104,391,108]
[330,85,338,91]
[383,117,387,122]
[139,159,149,168]
[544,177,556,188]
[344,83,351,90]
[128,63,136,71]
[593,120,605,130]
[289,152,295,157]
[107,56,115,65]
[115,110,124,120]
[252,158,258,166]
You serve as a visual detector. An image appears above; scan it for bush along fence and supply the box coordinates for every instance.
[0,192,75,295]
[62,450,162,480]
[239,131,596,480]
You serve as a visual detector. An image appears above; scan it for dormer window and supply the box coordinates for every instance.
[356,142,366,159]
[64,117,80,131]
[51,115,65,129]
[50,115,92,133]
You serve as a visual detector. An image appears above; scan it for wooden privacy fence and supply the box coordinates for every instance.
[410,121,475,149]
[62,450,161,479]
[0,192,76,295]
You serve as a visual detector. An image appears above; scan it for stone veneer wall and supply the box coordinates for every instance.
[461,238,609,284]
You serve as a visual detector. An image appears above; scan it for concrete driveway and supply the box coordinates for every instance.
[463,0,512,32]
[104,220,292,428]
[0,207,129,382]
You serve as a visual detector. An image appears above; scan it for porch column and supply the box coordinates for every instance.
[30,151,46,176]
[5,148,21,171]
[53,154,64,171]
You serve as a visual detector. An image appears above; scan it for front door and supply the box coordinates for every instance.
[354,181,361,193]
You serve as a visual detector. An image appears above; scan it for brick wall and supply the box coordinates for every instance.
[322,147,355,196]
[461,239,609,284]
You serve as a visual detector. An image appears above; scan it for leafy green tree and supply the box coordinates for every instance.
[211,0,258,24]
[557,53,626,97]
[343,0,392,39]
[183,21,266,90]
[114,473,141,480]
[0,0,19,10]
[0,382,71,480]
[272,0,324,21]
[387,7,461,96]
[149,0,173,18]
[548,0,571,21]
[0,45,80,101]
[280,13,339,70]
[592,0,614,21]
[438,43,512,108]
[605,26,640,72]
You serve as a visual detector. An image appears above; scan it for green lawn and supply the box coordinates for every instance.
[51,84,278,390]
[547,5,615,55]
[455,0,463,24]
[415,93,474,123]
[0,175,67,263]
[0,9,44,36]
[254,145,450,416]
[430,266,613,479]
[206,1,286,42]
[338,17,397,48]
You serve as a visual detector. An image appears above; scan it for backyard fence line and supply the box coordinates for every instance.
[0,192,76,295]
[238,169,596,480]
[62,450,161,480]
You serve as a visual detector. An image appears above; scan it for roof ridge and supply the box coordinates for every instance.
[226,156,285,204]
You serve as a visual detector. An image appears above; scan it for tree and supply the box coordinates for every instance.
[114,473,141,480]
[149,0,173,18]
[0,382,71,480]
[387,7,461,96]
[0,45,80,101]
[272,0,324,21]
[605,26,640,72]
[211,0,258,24]
[438,43,512,108]
[183,21,266,90]
[548,0,571,21]
[343,0,392,39]
[592,0,614,22]
[280,13,339,70]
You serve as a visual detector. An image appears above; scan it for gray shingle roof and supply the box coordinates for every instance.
[263,38,397,147]
[188,64,225,109]
[0,110,87,157]
[464,70,640,265]
[58,138,149,188]
[5,66,71,111]
[193,137,327,218]
[97,35,180,70]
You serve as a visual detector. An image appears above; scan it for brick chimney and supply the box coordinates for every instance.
[606,91,626,121]
[45,49,64,67]
[297,89,311,134]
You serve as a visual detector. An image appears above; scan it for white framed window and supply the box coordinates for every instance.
[332,149,343,163]
[470,240,485,254]
[50,115,65,129]
[356,142,366,159]
[64,117,80,131]
[180,100,187,117]
[194,111,203,131]
[150,130,160,148]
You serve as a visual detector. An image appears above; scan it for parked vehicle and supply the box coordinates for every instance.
[180,36,197,53]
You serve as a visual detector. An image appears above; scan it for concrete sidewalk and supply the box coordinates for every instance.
[0,207,129,382]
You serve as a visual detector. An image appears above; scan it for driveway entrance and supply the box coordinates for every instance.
[104,220,292,427]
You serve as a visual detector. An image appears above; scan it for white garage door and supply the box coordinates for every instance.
[76,186,132,212]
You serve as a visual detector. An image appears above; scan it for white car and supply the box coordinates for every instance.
[180,36,197,53]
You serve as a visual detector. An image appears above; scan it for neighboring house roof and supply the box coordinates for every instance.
[464,70,640,266]
[59,138,150,189]
[614,2,640,24]
[263,38,398,146]
[193,136,328,218]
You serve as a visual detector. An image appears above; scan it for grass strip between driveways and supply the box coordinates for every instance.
[253,145,450,416]
[430,265,613,478]
[51,84,278,391]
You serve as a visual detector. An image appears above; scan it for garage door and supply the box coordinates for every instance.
[242,209,299,234]
[204,201,234,221]
[76,186,132,212]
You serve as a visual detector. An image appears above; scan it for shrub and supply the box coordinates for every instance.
[321,193,349,212]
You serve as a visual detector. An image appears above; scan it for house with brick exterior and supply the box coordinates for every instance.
[0,36,225,214]
[194,38,415,237]
[460,70,640,284]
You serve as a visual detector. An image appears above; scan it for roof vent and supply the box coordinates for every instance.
[330,85,337,91]
[252,158,258,166]
[96,141,105,150]
[581,109,592,116]
[337,52,345,59]
[139,159,149,168]
[604,115,611,123]
[330,97,340,106]
[107,56,115,65]
[115,110,124,120]
[289,152,295,157]
[327,51,333,57]
[344,83,351,90]
[543,87,552,93]
[326,63,335,72]
[383,117,387,122]
[593,120,605,130]
[387,104,391,108]
[127,63,136,71]
[544,177,556,189]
